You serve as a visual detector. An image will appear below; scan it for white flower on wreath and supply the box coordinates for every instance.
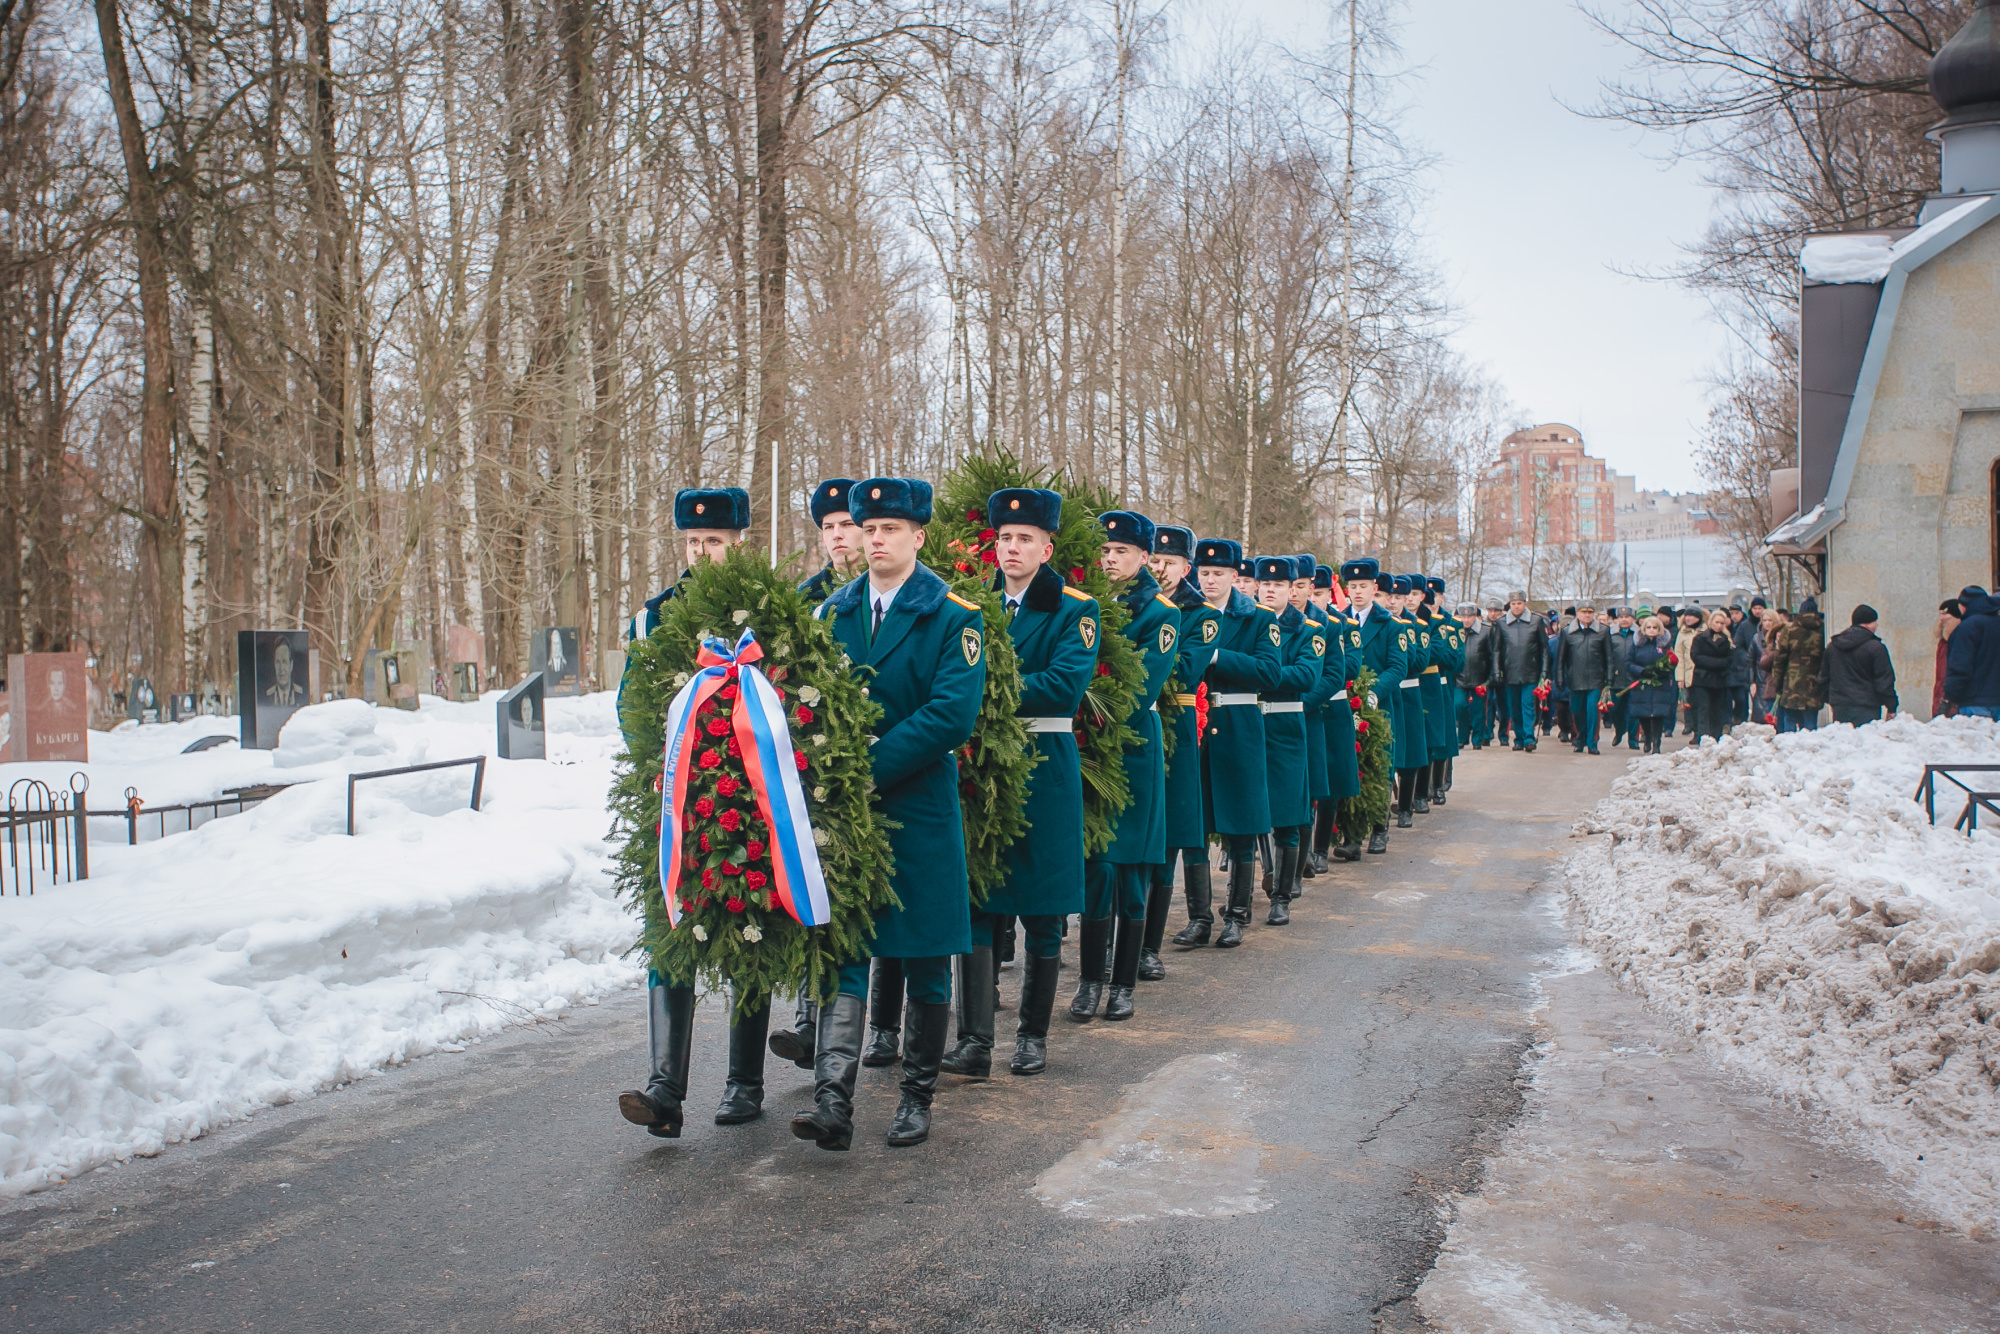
[742,924,762,943]
[692,924,708,942]
[810,733,826,747]
[732,609,751,624]
[799,685,821,704]
[812,785,827,802]
[813,827,829,846]
[672,671,691,688]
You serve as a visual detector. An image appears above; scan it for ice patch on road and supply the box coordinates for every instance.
[1032,1053,1271,1221]
[1373,889,1428,904]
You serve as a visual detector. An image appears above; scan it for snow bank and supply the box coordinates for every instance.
[1566,717,2000,1236]
[0,693,643,1196]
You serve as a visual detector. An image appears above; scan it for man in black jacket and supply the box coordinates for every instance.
[1458,602,1496,748]
[1819,604,1898,726]
[1556,603,1613,754]
[1493,592,1546,753]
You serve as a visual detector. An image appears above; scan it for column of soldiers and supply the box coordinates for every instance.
[614,480,1479,1152]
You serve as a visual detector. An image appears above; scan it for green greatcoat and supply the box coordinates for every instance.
[1414,612,1452,759]
[1322,608,1363,801]
[981,563,1098,918]
[1161,578,1211,849]
[1355,603,1410,774]
[1262,604,1319,829]
[1432,614,1467,760]
[1300,606,1333,804]
[817,564,987,959]
[1391,612,1430,771]
[1195,588,1280,838]
[1100,570,1178,866]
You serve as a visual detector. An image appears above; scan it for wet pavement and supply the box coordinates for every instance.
[0,745,1674,1331]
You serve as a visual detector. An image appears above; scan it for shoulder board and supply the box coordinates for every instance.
[946,592,980,611]
[1062,586,1092,601]
[1155,594,1176,609]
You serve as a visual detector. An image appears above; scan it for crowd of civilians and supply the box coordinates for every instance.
[1452,584,2000,756]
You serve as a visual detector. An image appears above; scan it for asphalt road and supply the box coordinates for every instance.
[2,743,1630,1333]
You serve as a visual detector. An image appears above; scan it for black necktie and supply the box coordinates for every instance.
[873,598,885,637]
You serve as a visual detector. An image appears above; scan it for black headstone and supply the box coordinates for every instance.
[529,627,582,697]
[128,677,158,724]
[496,672,546,760]
[170,692,199,722]
[238,629,311,749]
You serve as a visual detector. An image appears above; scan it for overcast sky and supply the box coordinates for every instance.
[1194,0,1725,492]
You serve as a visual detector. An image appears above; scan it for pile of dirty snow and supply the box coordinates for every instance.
[0,693,642,1197]
[1566,717,2000,1236]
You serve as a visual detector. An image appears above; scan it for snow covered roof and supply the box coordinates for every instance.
[1800,198,1989,285]
[1764,503,1825,549]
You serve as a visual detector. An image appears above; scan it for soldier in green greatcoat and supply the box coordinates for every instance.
[1252,555,1317,925]
[794,477,986,1150]
[1421,576,1465,805]
[975,487,1098,1076]
[1310,564,1364,866]
[1190,538,1280,949]
[1405,572,1449,815]
[1343,558,1407,854]
[1069,509,1177,1024]
[1385,574,1431,827]
[1292,555,1333,884]
[1152,527,1216,956]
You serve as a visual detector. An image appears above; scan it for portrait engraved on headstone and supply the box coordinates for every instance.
[6,651,90,763]
[128,677,159,723]
[238,629,312,750]
[529,627,581,697]
[496,672,546,760]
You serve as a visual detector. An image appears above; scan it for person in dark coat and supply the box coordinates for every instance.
[1195,540,1281,947]
[1345,557,1406,853]
[1688,609,1736,741]
[1492,592,1545,752]
[1144,525,1204,974]
[1944,586,2000,719]
[1555,602,1612,754]
[1458,601,1496,748]
[1625,616,1678,753]
[1606,607,1640,750]
[1771,605,1825,731]
[1819,604,1899,726]
[1726,605,1757,726]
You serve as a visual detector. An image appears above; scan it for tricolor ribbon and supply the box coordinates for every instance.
[658,629,830,929]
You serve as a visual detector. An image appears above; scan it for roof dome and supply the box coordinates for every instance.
[1930,0,2000,125]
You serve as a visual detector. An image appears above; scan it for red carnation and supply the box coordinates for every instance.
[1356,742,1363,754]
[1475,685,1488,697]
[721,861,742,876]
[966,508,981,521]
[745,871,767,891]
[695,797,714,817]
[706,717,729,737]
[682,813,693,832]
[1096,662,1111,677]
[716,776,739,796]
[725,896,746,913]
[1345,679,1356,691]
[652,773,663,792]
[795,752,808,771]
[979,528,997,542]
[700,832,711,852]
[701,867,716,890]
[962,780,977,800]
[795,705,814,725]
[746,839,764,860]
[957,561,972,573]
[698,697,715,716]
[1070,567,1086,583]
[1665,651,1679,665]
[980,549,998,565]
[720,808,743,832]
[1349,696,1363,712]
[698,749,721,769]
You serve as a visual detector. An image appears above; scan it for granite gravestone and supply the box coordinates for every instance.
[128,677,159,724]
[496,673,545,760]
[529,627,581,697]
[170,692,199,722]
[6,652,89,763]
[447,624,484,701]
[238,629,311,749]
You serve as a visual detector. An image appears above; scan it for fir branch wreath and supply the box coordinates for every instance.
[1337,665,1393,838]
[608,548,894,1013]
[925,452,1143,858]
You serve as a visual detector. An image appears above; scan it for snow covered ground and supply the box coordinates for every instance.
[1566,717,2000,1236]
[0,694,643,1197]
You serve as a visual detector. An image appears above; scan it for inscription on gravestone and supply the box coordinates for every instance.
[496,673,546,760]
[238,629,311,750]
[529,627,581,697]
[6,652,89,763]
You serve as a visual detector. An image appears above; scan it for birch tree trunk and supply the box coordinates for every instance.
[182,0,216,691]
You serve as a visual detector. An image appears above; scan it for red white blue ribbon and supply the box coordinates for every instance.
[658,629,831,929]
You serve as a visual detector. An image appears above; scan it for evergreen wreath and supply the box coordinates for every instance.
[1337,665,1393,837]
[925,451,1143,858]
[608,547,894,1014]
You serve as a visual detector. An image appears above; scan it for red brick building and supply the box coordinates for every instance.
[1478,423,1617,548]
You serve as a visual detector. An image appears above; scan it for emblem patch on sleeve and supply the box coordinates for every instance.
[1268,623,1281,646]
[1399,632,1409,651]
[1350,631,1361,648]
[1202,620,1218,643]
[962,627,982,666]
[1159,623,1177,654]
[1312,636,1325,656]
[1080,617,1098,650]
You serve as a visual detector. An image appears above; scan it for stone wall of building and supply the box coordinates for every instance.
[1827,218,2000,718]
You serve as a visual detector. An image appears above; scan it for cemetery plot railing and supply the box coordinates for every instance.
[3,773,88,896]
[118,782,300,845]
[346,757,486,835]
[1914,765,2000,834]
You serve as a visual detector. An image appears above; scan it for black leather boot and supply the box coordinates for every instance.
[1011,953,1060,1075]
[1138,874,1171,980]
[1105,916,1141,1020]
[1266,846,1296,925]
[1367,826,1389,854]
[886,999,952,1147]
[790,991,863,1151]
[1216,860,1254,948]
[862,956,904,1068]
[1171,856,1213,947]
[766,992,818,1070]
[1068,917,1110,1021]
[1396,807,1413,828]
[619,981,693,1138]
[715,993,771,1124]
[1412,767,1430,814]
[1259,831,1276,900]
[940,946,995,1077]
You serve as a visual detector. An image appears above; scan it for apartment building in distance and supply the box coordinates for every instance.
[1612,477,1720,541]
[1477,423,1617,547]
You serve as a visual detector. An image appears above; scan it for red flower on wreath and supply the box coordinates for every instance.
[795,752,809,771]
[721,860,742,876]
[966,508,983,521]
[1349,695,1363,712]
[727,736,742,758]
[725,897,746,913]
[1356,742,1363,754]
[652,773,663,792]
[720,682,739,701]
[980,549,998,565]
[697,697,715,716]
[699,833,711,852]
[979,528,997,542]
[746,839,764,861]
[695,797,714,817]
[698,749,721,769]
[716,776,739,797]
[1096,662,1111,677]
[745,871,767,891]
[795,705,814,725]
[705,717,729,737]
[1069,567,1086,584]
[701,867,716,890]
[1356,719,1369,734]
[957,561,972,573]
[720,808,742,832]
